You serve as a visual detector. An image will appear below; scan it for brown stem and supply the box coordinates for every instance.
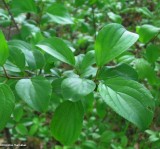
[4,128,13,149]
[7,24,12,40]
[39,69,42,75]
[92,5,96,39]
[2,0,20,32]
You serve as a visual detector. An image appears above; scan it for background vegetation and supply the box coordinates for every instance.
[0,0,160,149]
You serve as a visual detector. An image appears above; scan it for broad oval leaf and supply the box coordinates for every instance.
[97,64,138,81]
[8,40,45,70]
[44,3,73,24]
[136,7,153,18]
[136,24,160,44]
[134,58,157,85]
[107,12,122,23]
[75,51,95,74]
[15,76,52,112]
[95,23,139,66]
[15,123,28,135]
[81,50,95,70]
[0,84,15,130]
[36,37,75,66]
[0,30,9,66]
[98,77,155,129]
[8,47,25,70]
[50,100,84,145]
[13,105,24,122]
[11,0,37,15]
[61,77,96,101]
[146,44,160,63]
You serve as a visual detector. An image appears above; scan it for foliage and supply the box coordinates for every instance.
[0,0,160,148]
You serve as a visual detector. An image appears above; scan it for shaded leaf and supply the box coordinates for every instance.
[0,30,9,66]
[50,100,84,145]
[61,77,96,101]
[15,76,52,112]
[11,0,37,15]
[0,84,15,130]
[44,3,73,24]
[136,25,160,43]
[97,64,138,81]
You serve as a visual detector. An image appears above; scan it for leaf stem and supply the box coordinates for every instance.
[94,67,101,81]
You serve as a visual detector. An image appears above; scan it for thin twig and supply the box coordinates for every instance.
[92,5,96,39]
[2,66,9,79]
[39,69,42,75]
[2,0,20,32]
[0,75,30,79]
[2,66,30,79]
[7,24,12,40]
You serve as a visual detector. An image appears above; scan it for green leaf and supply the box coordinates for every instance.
[75,51,95,75]
[50,100,84,145]
[82,140,97,149]
[75,0,85,6]
[8,40,45,69]
[97,64,138,81]
[20,22,43,42]
[100,130,115,144]
[0,9,11,27]
[116,52,135,64]
[52,78,63,97]
[134,58,157,84]
[81,67,97,78]
[44,3,73,24]
[15,124,28,135]
[0,84,15,130]
[75,54,84,72]
[32,50,45,69]
[29,124,38,136]
[8,47,25,70]
[11,0,37,15]
[13,105,24,122]
[36,37,75,66]
[81,93,94,112]
[61,77,96,101]
[2,61,21,73]
[146,44,160,63]
[95,23,139,66]
[0,30,9,66]
[136,25,160,44]
[98,77,155,129]
[96,98,106,118]
[15,76,52,112]
[137,7,153,18]
[81,50,95,70]
[107,12,122,23]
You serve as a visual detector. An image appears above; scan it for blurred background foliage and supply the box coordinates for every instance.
[0,0,160,149]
